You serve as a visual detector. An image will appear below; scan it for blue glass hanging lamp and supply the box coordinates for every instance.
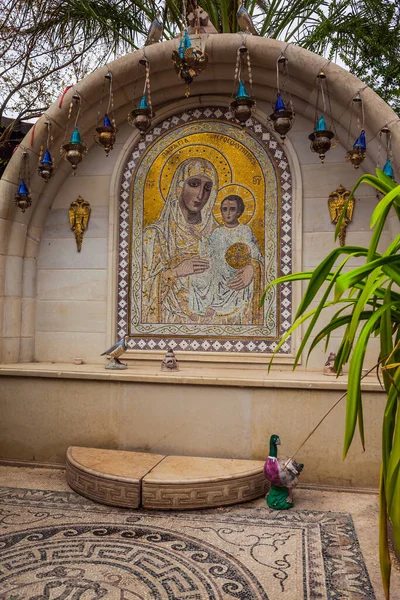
[37,119,54,182]
[345,92,367,169]
[171,24,208,97]
[309,71,336,163]
[269,53,295,142]
[14,151,32,212]
[95,72,117,156]
[128,57,155,135]
[379,126,396,180]
[61,92,87,173]
[230,42,255,124]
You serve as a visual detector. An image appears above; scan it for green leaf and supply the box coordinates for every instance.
[343,302,400,458]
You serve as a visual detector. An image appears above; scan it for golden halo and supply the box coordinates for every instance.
[214,183,256,226]
[159,144,232,201]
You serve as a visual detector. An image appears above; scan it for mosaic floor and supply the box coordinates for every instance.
[0,471,379,599]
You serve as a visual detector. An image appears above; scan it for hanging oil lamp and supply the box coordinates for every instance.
[379,126,395,180]
[37,119,54,182]
[345,92,366,169]
[309,71,336,163]
[95,72,117,156]
[14,151,32,212]
[61,93,87,174]
[230,42,255,124]
[171,29,208,97]
[128,58,154,135]
[269,53,294,142]
[171,3,208,98]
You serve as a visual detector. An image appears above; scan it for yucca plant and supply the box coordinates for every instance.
[262,169,400,598]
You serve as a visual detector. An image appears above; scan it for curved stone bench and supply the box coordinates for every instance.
[66,446,268,510]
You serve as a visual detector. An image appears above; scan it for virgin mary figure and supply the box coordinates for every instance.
[142,157,219,323]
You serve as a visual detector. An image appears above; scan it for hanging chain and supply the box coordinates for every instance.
[145,59,152,113]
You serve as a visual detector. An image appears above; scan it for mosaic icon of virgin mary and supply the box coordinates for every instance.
[142,158,219,323]
[142,157,263,325]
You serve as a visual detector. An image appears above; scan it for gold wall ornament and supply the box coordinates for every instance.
[69,196,91,252]
[328,185,355,246]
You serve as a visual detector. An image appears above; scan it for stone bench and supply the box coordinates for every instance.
[66,446,268,510]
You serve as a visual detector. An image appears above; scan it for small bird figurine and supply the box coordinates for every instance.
[145,13,163,46]
[101,337,128,370]
[237,0,258,35]
[264,434,304,509]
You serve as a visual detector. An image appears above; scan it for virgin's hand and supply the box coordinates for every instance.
[229,264,254,291]
[174,257,210,277]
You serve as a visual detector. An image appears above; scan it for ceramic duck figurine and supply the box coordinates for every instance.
[264,434,304,509]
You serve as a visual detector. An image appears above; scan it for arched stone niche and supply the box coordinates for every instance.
[0,35,398,367]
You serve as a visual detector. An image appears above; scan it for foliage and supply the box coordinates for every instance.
[262,169,400,597]
[303,0,400,114]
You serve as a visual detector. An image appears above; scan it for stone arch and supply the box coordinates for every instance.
[0,34,398,363]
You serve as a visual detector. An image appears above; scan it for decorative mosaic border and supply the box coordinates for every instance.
[118,107,293,353]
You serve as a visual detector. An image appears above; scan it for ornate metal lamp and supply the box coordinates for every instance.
[128,58,154,135]
[269,53,294,142]
[171,28,208,97]
[379,126,395,180]
[95,72,117,156]
[14,151,32,212]
[345,92,366,169]
[61,93,87,173]
[309,71,337,163]
[230,41,255,125]
[37,119,54,182]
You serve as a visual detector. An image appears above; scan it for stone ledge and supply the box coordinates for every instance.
[65,447,268,510]
[0,362,383,391]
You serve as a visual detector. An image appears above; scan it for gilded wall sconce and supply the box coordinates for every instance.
[69,196,91,252]
[328,184,355,246]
